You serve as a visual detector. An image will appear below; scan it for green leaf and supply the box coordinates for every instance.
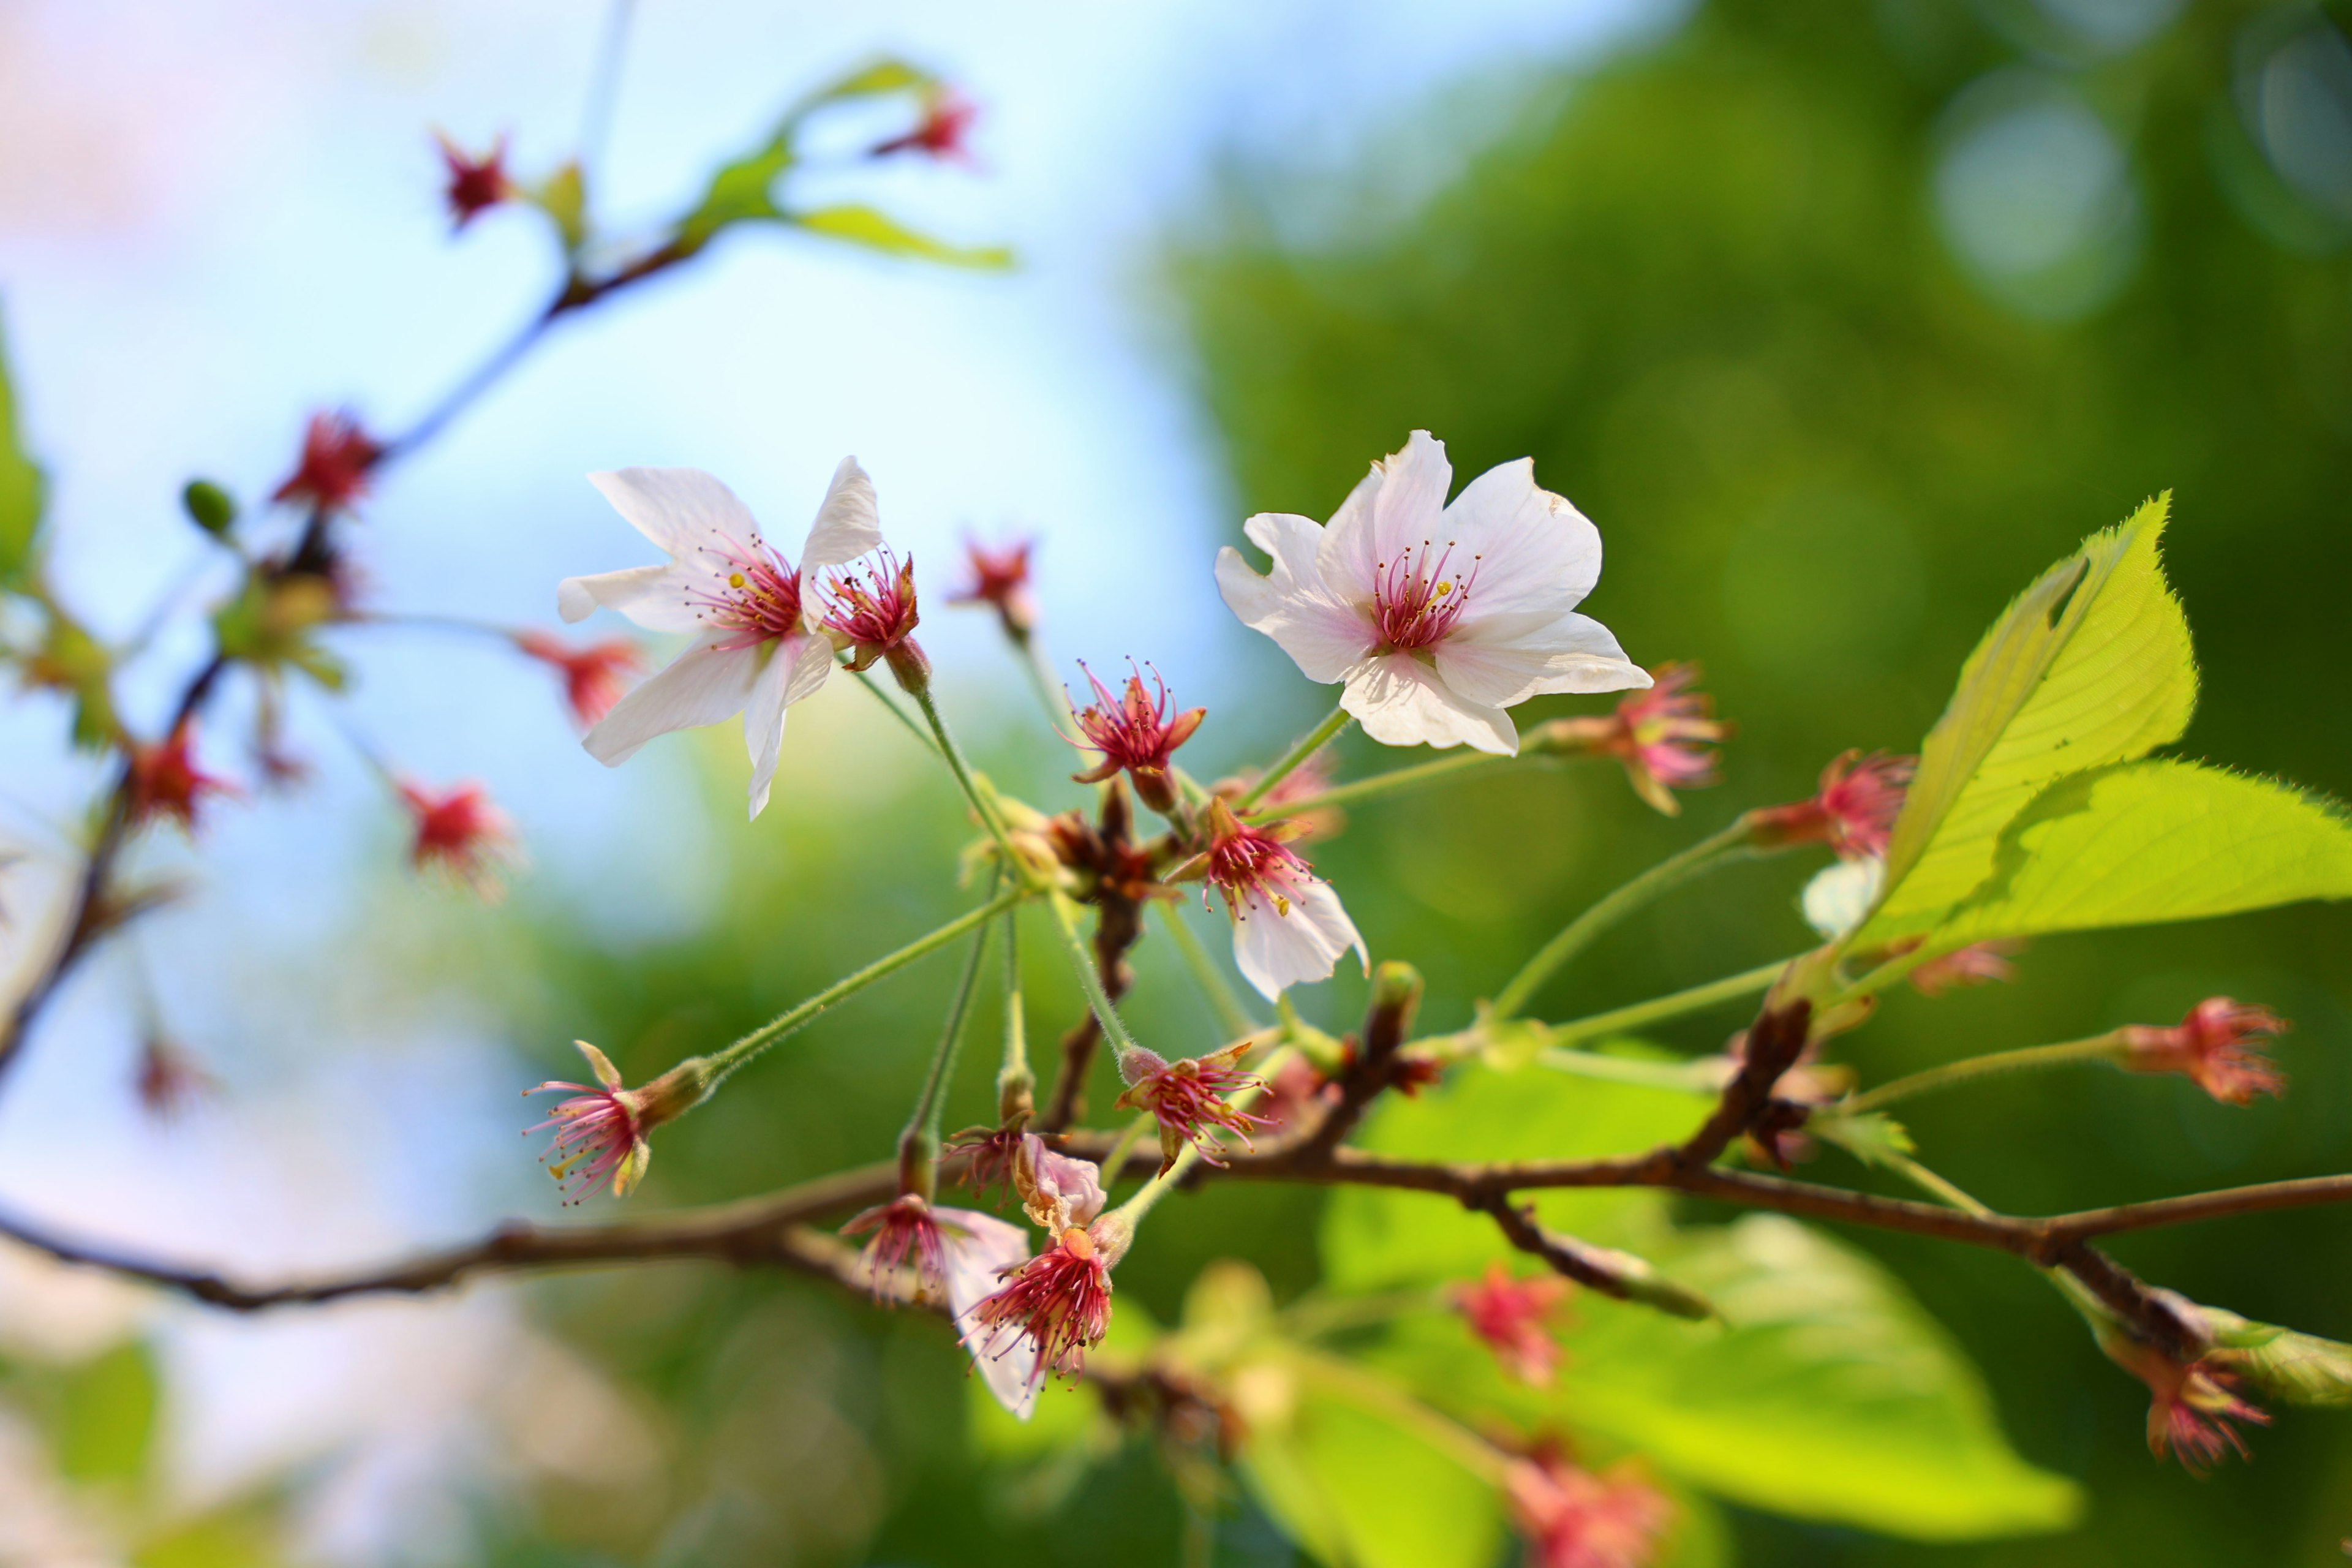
[1237,1348,1506,1568]
[1321,1059,1706,1293]
[675,136,794,252]
[1811,1110,1916,1168]
[527,161,588,252]
[786,58,935,122]
[1551,1216,2079,1539]
[56,1339,159,1486]
[791,205,1014,269]
[2200,1308,2352,1409]
[1863,497,2195,947]
[0,306,47,590]
[1925,760,2352,949]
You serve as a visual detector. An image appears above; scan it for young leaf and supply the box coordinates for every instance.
[1925,760,2352,949]
[2201,1308,2352,1409]
[791,205,1014,269]
[1861,497,2194,947]
[0,307,46,590]
[1812,1109,1917,1168]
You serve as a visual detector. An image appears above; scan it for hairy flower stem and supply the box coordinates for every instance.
[899,904,1001,1194]
[1008,622,1077,734]
[1155,902,1262,1041]
[995,908,1034,1123]
[850,665,942,756]
[905,682,1019,862]
[1046,891,1147,1063]
[1231,703,1351,813]
[700,885,1030,1092]
[1244,748,1509,823]
[1488,819,1756,1021]
[1840,1036,2128,1117]
[1543,957,1793,1049]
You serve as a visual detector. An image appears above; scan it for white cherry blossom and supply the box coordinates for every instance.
[1203,804,1366,1001]
[1216,430,1648,755]
[939,1207,1042,1419]
[557,460,883,818]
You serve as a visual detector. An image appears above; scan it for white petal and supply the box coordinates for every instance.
[941,1207,1039,1420]
[588,468,763,559]
[1340,652,1518,755]
[1229,879,1366,1001]
[1316,431,1452,604]
[801,456,883,572]
[741,638,799,821]
[1802,856,1886,939]
[580,634,761,767]
[1432,611,1648,709]
[1216,521,1374,686]
[1439,458,1604,622]
[1020,1133,1107,1231]
[556,564,703,633]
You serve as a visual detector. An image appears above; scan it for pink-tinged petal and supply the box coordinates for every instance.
[1216,513,1374,685]
[1341,652,1518,754]
[1434,610,1648,709]
[801,456,884,572]
[1232,877,1365,1000]
[1316,430,1453,603]
[1439,458,1604,619]
[582,634,763,767]
[942,1207,1041,1419]
[1017,1133,1109,1231]
[556,564,704,633]
[588,467,764,560]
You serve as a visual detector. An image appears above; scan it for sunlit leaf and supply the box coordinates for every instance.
[1863,497,2195,946]
[791,205,1015,269]
[2201,1307,2352,1409]
[1926,761,2352,949]
[1812,1110,1916,1168]
[0,306,45,589]
[56,1339,158,1486]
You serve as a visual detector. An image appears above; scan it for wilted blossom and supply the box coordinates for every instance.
[943,1207,1040,1415]
[948,535,1035,635]
[1199,800,1366,1001]
[1012,1132,1107,1234]
[1115,1041,1269,1173]
[514,631,644,728]
[524,1040,710,1203]
[1504,1449,1672,1568]
[946,1123,1028,1204]
[1067,660,1204,814]
[1747,750,1915,861]
[1596,662,1727,816]
[968,1224,1117,1395]
[2121,997,2288,1106]
[871,85,980,164]
[1217,430,1648,756]
[398,778,521,899]
[2102,1332,2270,1472]
[272,410,380,513]
[436,133,512,227]
[127,720,238,834]
[845,1193,986,1303]
[558,462,884,818]
[1452,1263,1573,1387]
[1907,940,2022,997]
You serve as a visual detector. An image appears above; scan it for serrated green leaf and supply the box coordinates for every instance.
[1863,497,2194,946]
[791,205,1014,268]
[1924,760,2352,949]
[1812,1110,1916,1168]
[56,1339,158,1486]
[0,306,47,590]
[2198,1308,2352,1409]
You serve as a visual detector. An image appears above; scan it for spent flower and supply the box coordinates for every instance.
[134,1034,218,1122]
[436,133,512,228]
[524,1041,711,1203]
[843,1193,956,1303]
[514,631,644,728]
[273,410,380,513]
[967,1221,1117,1395]
[2101,1330,2271,1473]
[1066,660,1204,814]
[1504,1449,1673,1568]
[1114,1040,1269,1174]
[2121,997,2288,1106]
[398,777,521,899]
[557,461,884,818]
[870,85,980,164]
[1908,940,2022,997]
[127,721,238,834]
[1596,662,1727,815]
[1216,429,1648,755]
[948,535,1035,635]
[1198,799,1366,1001]
[1453,1262,1573,1387]
[1747,750,1915,861]
[820,546,925,688]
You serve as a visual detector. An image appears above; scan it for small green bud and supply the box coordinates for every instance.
[181,479,238,537]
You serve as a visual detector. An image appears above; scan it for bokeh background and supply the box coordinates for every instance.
[1,0,2350,1562]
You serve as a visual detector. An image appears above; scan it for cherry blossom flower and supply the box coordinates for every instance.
[946,1124,1028,1204]
[1595,663,1727,815]
[398,778,521,899]
[843,1193,956,1302]
[2122,998,2288,1106]
[1012,1132,1106,1234]
[436,133,512,228]
[557,461,883,819]
[1452,1263,1574,1387]
[1114,1041,1269,1173]
[1199,801,1366,1001]
[523,1041,703,1202]
[2102,1333,2270,1472]
[1067,661,1205,814]
[1216,430,1647,755]
[514,631,644,728]
[1908,940,2022,997]
[1747,750,1915,861]
[870,86,980,164]
[967,1223,1116,1393]
[1504,1449,1672,1568]
[948,535,1035,635]
[272,410,380,513]
[127,721,238,834]
[819,547,925,685]
[943,1206,1041,1415]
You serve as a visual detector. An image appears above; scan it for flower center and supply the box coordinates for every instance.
[1371,538,1480,652]
[687,533,803,649]
[1207,826,1309,914]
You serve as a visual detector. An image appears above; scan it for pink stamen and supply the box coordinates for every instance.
[683,532,805,650]
[1370,537,1480,652]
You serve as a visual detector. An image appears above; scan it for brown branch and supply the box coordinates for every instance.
[1675,997,1809,1171]
[1040,785,1147,1132]
[1294,961,1422,1163]
[2043,1174,2352,1244]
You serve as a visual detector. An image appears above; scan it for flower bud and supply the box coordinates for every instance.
[181,479,238,537]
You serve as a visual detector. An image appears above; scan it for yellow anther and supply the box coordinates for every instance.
[728,571,747,589]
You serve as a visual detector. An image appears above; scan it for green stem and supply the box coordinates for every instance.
[1537,1049,1726,1095]
[702,886,1029,1088]
[1045,891,1144,1060]
[996,905,1032,1115]
[1245,748,1509,823]
[1098,1112,1157,1185]
[908,909,999,1149]
[1010,625,1077,735]
[1879,1151,2116,1325]
[1841,1036,2127,1117]
[1232,703,1351,813]
[907,682,1016,855]
[851,666,941,756]
[1156,902,1261,1042]
[1544,958,1793,1049]
[1488,820,1755,1021]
